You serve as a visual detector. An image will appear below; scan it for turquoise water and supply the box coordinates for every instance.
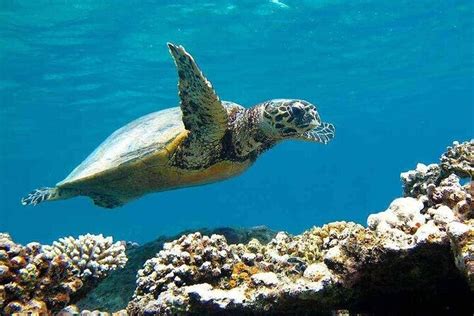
[0,1,472,244]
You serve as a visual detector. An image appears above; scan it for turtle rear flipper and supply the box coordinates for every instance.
[90,193,124,209]
[21,187,59,206]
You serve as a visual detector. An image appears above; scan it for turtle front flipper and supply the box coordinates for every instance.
[167,43,228,168]
[167,43,228,143]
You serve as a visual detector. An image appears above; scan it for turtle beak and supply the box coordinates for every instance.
[307,117,320,129]
[299,111,320,131]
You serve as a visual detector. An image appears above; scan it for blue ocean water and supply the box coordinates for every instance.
[0,1,472,245]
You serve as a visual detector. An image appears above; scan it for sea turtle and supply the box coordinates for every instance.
[21,43,335,209]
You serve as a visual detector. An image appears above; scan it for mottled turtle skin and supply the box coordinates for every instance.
[22,43,335,208]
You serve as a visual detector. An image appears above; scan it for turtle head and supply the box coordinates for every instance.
[261,99,321,139]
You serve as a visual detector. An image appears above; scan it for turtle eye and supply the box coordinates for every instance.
[291,106,304,119]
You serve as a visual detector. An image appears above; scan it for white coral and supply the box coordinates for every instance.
[251,272,280,286]
[368,197,425,234]
[185,284,247,309]
[401,163,441,197]
[414,220,444,243]
[367,197,427,249]
[447,220,474,290]
[44,234,127,279]
[135,232,236,299]
[427,206,456,226]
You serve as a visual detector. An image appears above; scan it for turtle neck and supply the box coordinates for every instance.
[224,105,277,161]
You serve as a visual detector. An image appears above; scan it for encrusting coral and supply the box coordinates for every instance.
[127,140,473,315]
[0,233,127,314]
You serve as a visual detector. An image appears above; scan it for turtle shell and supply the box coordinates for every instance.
[58,107,185,187]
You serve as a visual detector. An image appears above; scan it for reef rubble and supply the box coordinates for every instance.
[1,140,472,315]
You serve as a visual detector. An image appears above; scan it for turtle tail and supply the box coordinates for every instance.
[21,187,60,206]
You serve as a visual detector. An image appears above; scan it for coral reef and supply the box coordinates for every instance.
[57,305,128,315]
[400,163,441,197]
[447,220,474,290]
[3,140,472,314]
[75,226,275,312]
[130,232,237,313]
[401,140,473,199]
[43,234,128,281]
[0,233,82,314]
[0,234,127,314]
[440,140,474,178]
[127,140,473,315]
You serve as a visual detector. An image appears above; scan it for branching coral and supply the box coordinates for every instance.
[43,234,128,280]
[0,233,82,314]
[0,234,127,314]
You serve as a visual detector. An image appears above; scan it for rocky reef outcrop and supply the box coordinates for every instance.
[75,226,276,313]
[2,140,472,315]
[0,233,127,314]
[127,140,473,315]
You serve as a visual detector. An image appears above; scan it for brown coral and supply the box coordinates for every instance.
[440,140,474,178]
[228,262,259,288]
[0,234,127,315]
[0,234,82,314]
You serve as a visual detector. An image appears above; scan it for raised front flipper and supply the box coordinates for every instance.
[167,43,229,168]
[167,43,228,143]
